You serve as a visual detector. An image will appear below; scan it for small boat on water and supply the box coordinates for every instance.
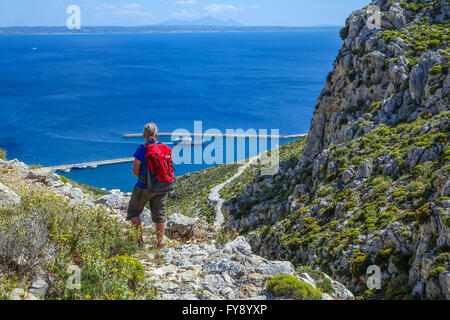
[72,165,88,170]
[173,137,207,146]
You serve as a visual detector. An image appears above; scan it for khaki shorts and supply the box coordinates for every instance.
[127,186,168,223]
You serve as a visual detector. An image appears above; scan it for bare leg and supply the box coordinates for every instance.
[156,222,166,247]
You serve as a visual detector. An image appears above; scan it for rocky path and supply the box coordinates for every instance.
[137,236,354,300]
[208,155,261,229]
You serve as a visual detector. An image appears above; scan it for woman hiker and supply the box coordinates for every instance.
[127,122,175,247]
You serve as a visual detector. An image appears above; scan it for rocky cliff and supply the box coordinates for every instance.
[303,0,448,162]
[223,0,449,299]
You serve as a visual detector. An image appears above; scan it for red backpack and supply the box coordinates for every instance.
[139,142,175,193]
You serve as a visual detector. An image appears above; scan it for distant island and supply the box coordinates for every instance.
[0,25,341,35]
[157,17,244,27]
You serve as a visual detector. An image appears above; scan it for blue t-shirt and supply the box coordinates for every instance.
[134,144,147,189]
[134,143,160,189]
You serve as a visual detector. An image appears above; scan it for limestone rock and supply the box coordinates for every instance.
[256,261,295,276]
[166,213,215,241]
[60,183,73,196]
[28,279,49,297]
[0,182,21,208]
[45,174,64,188]
[70,188,85,200]
[27,168,52,182]
[406,147,438,170]
[4,159,29,174]
[387,3,406,29]
[95,191,129,210]
[341,169,354,182]
[144,240,352,300]
[409,52,444,99]
[223,236,252,256]
[140,207,154,227]
[8,288,26,300]
[442,181,450,198]
[439,272,450,300]
[202,256,245,279]
[355,161,372,179]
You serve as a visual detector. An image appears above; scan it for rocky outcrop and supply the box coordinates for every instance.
[165,213,216,241]
[0,182,21,208]
[95,191,129,211]
[302,0,449,163]
[143,237,354,300]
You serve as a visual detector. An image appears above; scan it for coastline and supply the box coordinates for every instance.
[0,26,342,36]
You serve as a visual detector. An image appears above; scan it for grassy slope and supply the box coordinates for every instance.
[219,137,307,202]
[166,163,241,223]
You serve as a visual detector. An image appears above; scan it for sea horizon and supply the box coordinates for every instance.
[0,25,342,35]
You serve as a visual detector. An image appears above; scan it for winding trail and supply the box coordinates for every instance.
[208,155,262,229]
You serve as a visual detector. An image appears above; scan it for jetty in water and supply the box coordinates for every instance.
[46,132,307,172]
[47,157,135,172]
[123,132,307,139]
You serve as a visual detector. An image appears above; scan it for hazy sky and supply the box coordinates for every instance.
[0,0,369,27]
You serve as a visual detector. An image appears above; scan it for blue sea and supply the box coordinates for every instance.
[0,30,341,192]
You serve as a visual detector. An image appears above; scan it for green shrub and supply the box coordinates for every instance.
[429,65,443,75]
[350,251,370,278]
[392,252,412,273]
[443,149,450,162]
[0,274,22,300]
[415,202,433,224]
[317,277,333,294]
[427,266,445,280]
[287,238,302,251]
[29,165,43,169]
[0,149,5,160]
[100,255,154,299]
[374,248,392,266]
[442,215,450,228]
[266,275,322,300]
[60,176,69,184]
[368,101,382,113]
[432,253,450,268]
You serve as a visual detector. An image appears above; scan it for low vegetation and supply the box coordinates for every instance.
[59,175,110,200]
[266,274,322,300]
[166,163,240,223]
[0,191,158,300]
[220,137,307,202]
[378,17,449,68]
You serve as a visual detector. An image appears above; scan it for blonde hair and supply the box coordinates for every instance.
[143,122,158,142]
